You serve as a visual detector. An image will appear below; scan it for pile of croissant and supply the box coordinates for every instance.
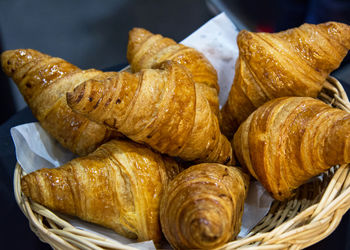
[2,21,350,249]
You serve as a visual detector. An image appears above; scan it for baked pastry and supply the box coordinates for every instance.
[21,139,182,243]
[233,96,350,201]
[67,60,233,164]
[1,49,121,155]
[127,27,220,115]
[220,21,350,139]
[160,163,249,249]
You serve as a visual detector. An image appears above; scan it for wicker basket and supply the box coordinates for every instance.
[14,76,350,249]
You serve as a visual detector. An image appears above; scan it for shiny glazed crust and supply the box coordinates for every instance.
[21,139,181,243]
[1,49,121,156]
[160,163,249,249]
[220,22,350,139]
[127,27,220,115]
[66,61,233,164]
[233,96,350,201]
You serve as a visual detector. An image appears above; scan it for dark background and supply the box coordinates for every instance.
[0,0,349,249]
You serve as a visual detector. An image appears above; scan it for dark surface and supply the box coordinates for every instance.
[0,33,16,124]
[0,108,50,249]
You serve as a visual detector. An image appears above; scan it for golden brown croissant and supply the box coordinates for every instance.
[221,22,350,139]
[233,96,350,201]
[1,49,121,155]
[21,139,181,243]
[66,60,233,164]
[127,27,220,115]
[160,163,249,249]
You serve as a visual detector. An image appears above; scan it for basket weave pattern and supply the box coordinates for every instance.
[14,76,350,250]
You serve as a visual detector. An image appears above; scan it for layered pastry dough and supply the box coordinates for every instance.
[127,27,220,115]
[220,22,350,138]
[233,97,350,200]
[1,49,121,155]
[67,61,232,164]
[21,139,182,243]
[160,163,249,249]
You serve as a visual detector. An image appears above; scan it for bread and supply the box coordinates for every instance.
[220,22,350,139]
[233,96,350,200]
[160,163,249,249]
[21,139,182,243]
[66,60,233,164]
[127,27,220,115]
[1,49,121,155]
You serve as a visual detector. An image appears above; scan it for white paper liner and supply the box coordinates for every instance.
[11,12,273,249]
[181,12,240,108]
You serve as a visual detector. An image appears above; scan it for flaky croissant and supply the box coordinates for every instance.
[1,49,121,155]
[66,60,233,164]
[221,22,350,139]
[233,97,350,201]
[127,27,220,115]
[160,163,249,249]
[21,139,181,243]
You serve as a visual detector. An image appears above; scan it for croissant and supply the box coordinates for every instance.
[21,139,181,243]
[160,163,249,249]
[127,27,220,115]
[233,96,350,201]
[220,21,350,139]
[66,60,233,164]
[1,49,121,155]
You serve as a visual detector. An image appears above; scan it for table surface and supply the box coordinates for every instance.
[1,95,350,249]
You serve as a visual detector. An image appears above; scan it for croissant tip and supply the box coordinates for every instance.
[237,30,254,44]
[127,28,154,64]
[317,21,350,49]
[190,216,222,243]
[128,27,153,44]
[1,50,17,75]
[1,49,44,76]
[129,27,151,35]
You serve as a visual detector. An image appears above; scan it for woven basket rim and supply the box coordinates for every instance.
[13,76,350,250]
